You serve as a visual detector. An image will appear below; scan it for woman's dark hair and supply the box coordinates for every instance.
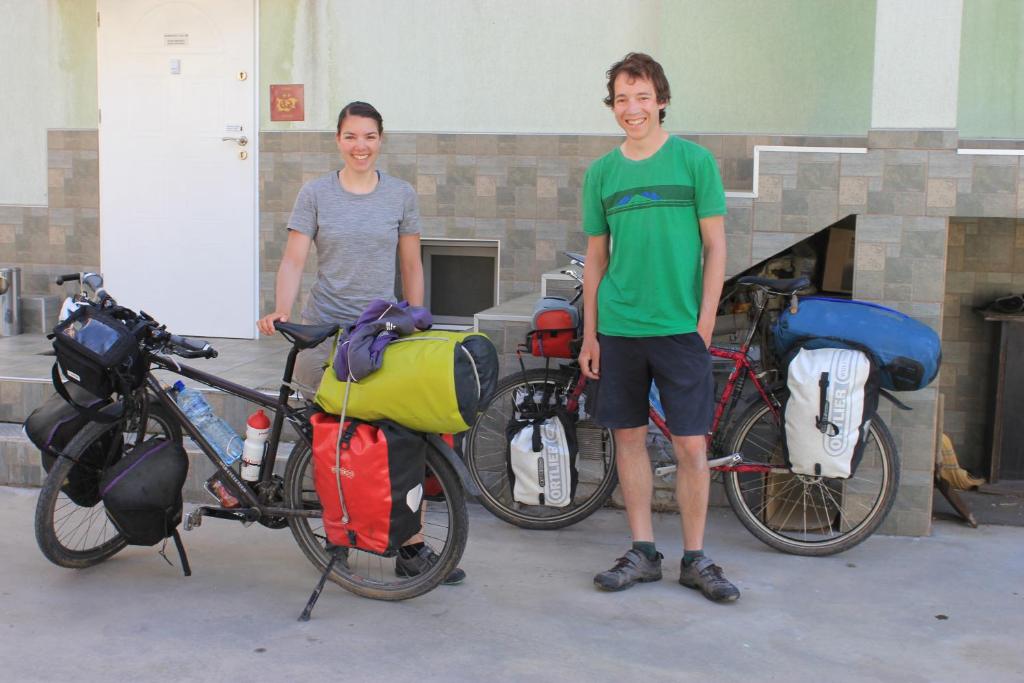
[336,101,383,135]
[603,52,671,123]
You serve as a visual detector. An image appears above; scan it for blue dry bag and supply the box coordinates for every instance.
[773,297,941,392]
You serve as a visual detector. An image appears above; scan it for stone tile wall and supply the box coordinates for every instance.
[0,131,100,297]
[940,218,1024,475]
[257,132,866,316]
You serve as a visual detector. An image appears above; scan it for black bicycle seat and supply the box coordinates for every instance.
[564,251,586,266]
[736,276,810,294]
[275,322,339,349]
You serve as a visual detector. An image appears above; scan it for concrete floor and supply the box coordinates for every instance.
[2,486,1022,682]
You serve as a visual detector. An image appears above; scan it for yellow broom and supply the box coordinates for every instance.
[938,434,985,490]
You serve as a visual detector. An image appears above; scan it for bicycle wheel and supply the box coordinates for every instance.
[34,401,182,568]
[723,390,900,556]
[284,438,468,601]
[464,368,618,530]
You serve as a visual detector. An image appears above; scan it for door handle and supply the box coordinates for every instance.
[221,135,248,146]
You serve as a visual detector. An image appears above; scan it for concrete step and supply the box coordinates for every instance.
[0,332,297,434]
[0,422,295,504]
[1,376,286,436]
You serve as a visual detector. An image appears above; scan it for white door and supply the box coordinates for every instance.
[98,0,257,338]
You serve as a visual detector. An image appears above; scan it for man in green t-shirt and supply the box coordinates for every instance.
[580,53,739,602]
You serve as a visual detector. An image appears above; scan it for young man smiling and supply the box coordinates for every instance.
[579,53,739,602]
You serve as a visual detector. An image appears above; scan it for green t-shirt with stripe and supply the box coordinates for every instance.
[582,136,726,337]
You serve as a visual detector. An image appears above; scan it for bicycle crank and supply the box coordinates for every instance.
[653,453,742,478]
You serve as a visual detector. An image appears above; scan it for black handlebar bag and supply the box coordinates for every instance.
[51,305,145,401]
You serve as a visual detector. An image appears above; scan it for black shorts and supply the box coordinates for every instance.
[595,333,715,437]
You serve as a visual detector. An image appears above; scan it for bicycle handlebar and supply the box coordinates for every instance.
[167,334,218,359]
[55,273,80,285]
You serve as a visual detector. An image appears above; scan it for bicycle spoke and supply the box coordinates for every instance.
[817,480,854,532]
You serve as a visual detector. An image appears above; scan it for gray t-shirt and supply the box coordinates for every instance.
[288,170,420,325]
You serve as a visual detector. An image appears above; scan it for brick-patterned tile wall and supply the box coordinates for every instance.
[257,132,865,316]
[941,218,1024,474]
[0,131,100,296]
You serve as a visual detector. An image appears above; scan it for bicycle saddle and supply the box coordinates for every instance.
[275,321,339,349]
[564,251,586,266]
[736,276,810,294]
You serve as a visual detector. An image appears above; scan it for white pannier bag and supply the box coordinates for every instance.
[783,347,878,479]
[506,409,578,507]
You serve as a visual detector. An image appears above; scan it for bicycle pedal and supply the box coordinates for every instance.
[184,508,204,531]
[654,464,677,477]
[707,453,743,468]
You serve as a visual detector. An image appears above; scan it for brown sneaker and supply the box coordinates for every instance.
[679,556,740,602]
[593,549,663,591]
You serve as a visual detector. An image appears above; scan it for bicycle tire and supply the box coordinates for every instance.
[464,368,618,530]
[722,390,900,556]
[284,438,468,601]
[34,401,182,568]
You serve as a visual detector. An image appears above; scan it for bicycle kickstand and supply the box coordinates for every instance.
[298,546,346,622]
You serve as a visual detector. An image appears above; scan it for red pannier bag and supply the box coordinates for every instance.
[529,296,580,358]
[423,434,455,500]
[310,412,426,556]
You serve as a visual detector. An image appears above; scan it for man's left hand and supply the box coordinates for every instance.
[697,319,714,349]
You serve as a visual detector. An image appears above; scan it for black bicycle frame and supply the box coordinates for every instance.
[144,345,319,520]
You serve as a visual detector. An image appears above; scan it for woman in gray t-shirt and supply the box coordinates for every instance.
[257,101,465,585]
[257,101,423,393]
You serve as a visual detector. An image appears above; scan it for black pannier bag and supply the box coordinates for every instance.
[52,305,145,400]
[24,384,119,507]
[100,437,188,547]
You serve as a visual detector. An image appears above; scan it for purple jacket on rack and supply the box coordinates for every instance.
[332,300,432,382]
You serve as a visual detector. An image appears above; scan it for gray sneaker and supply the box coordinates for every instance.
[678,556,740,602]
[593,549,663,591]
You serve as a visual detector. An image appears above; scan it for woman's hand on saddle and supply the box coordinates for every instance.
[258,311,289,336]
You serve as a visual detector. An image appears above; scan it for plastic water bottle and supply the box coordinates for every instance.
[240,409,271,482]
[649,381,666,421]
[172,381,243,465]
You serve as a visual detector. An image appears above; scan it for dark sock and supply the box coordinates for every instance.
[399,542,425,559]
[683,549,705,567]
[632,541,659,561]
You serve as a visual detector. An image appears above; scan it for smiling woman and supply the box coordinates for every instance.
[257,101,423,393]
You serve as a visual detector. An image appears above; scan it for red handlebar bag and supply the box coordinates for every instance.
[529,296,580,358]
[311,413,425,556]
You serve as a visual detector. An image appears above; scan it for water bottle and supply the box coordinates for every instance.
[172,381,243,465]
[649,381,665,421]
[240,409,271,482]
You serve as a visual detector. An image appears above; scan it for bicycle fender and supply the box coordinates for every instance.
[424,434,482,497]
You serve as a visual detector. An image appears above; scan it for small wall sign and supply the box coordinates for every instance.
[270,84,304,122]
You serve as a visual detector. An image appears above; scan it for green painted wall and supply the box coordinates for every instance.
[259,0,876,135]
[49,0,98,129]
[958,0,1024,138]
[660,0,876,135]
[1,1,48,205]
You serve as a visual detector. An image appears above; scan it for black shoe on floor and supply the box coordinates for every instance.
[593,548,663,591]
[324,543,349,569]
[678,556,740,602]
[395,545,466,585]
